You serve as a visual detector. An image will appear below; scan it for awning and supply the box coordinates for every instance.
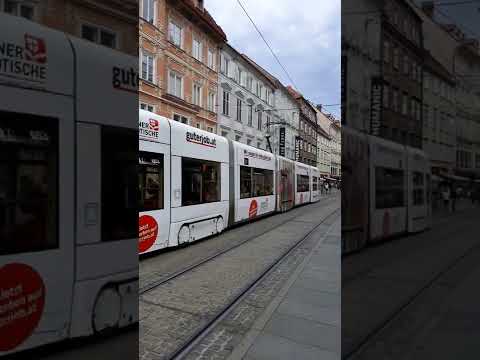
[439,172,474,182]
[449,174,472,181]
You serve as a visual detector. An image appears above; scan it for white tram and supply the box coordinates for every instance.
[139,111,324,255]
[407,147,432,233]
[231,141,276,224]
[0,15,138,356]
[310,166,321,203]
[369,136,409,241]
[342,127,431,254]
[294,162,311,206]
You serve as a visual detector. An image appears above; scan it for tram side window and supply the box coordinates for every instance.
[312,176,318,191]
[139,152,164,211]
[253,168,273,197]
[240,166,273,198]
[240,166,252,199]
[296,175,310,192]
[375,167,404,209]
[102,127,138,241]
[412,171,424,205]
[0,112,58,255]
[182,158,220,206]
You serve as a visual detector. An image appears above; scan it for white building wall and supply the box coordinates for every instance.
[217,46,275,150]
[330,123,342,177]
[317,132,331,175]
[417,3,480,175]
[342,0,382,133]
[270,87,299,160]
[316,109,334,175]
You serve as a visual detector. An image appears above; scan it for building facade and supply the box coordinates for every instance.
[271,82,299,160]
[217,45,276,150]
[380,0,424,148]
[139,0,226,132]
[418,1,480,178]
[422,53,456,175]
[1,0,138,55]
[329,119,341,177]
[342,0,382,132]
[315,107,333,176]
[287,86,318,166]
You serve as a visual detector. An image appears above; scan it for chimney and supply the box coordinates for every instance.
[421,1,434,18]
[197,0,204,10]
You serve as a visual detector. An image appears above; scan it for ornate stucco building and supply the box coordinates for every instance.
[139,0,226,132]
[216,44,276,150]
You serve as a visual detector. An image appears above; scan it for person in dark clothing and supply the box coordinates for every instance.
[450,184,457,213]
[473,187,480,206]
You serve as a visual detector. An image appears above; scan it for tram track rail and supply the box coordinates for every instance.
[139,201,340,360]
[140,195,339,294]
[167,207,340,360]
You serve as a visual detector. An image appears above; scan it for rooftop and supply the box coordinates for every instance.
[169,0,227,42]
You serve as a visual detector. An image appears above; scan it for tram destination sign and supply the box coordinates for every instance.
[244,149,272,162]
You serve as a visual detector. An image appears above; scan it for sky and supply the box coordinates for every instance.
[413,0,480,39]
[206,0,341,118]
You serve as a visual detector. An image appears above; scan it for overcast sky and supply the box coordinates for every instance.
[206,0,341,118]
[413,0,480,39]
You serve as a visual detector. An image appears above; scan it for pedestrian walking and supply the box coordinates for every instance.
[324,181,329,195]
[441,186,450,211]
[468,189,474,205]
[451,184,457,213]
[473,187,479,206]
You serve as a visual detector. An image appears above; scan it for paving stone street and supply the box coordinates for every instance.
[140,194,341,360]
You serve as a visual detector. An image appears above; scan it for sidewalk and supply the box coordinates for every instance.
[229,216,341,360]
[432,198,478,219]
[407,246,480,359]
[342,205,480,359]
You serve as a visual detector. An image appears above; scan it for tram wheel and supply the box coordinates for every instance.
[92,286,121,334]
[216,217,224,233]
[178,225,190,245]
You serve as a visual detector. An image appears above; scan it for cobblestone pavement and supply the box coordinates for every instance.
[342,206,480,359]
[140,196,340,360]
[185,215,341,360]
[140,195,340,290]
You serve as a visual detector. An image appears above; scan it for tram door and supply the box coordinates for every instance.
[139,144,171,253]
[281,173,288,212]
[0,110,75,354]
[138,112,171,253]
